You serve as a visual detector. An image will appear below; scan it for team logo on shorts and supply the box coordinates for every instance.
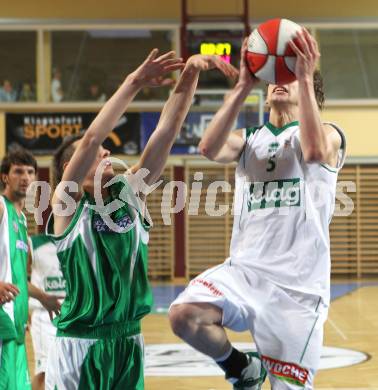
[190,279,223,297]
[262,355,308,387]
[248,178,301,211]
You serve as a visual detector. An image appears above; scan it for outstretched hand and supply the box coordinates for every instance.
[146,76,176,88]
[186,54,239,80]
[289,28,320,82]
[131,49,185,88]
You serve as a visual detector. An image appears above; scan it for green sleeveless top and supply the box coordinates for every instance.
[0,195,29,343]
[46,175,153,339]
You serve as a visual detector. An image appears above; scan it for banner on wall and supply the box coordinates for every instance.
[6,112,141,155]
[141,111,263,154]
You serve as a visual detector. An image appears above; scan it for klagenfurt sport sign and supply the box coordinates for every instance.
[6,112,140,155]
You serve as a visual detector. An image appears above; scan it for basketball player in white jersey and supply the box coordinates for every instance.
[28,234,65,390]
[169,29,346,389]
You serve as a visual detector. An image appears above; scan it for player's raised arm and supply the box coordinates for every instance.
[55,49,184,200]
[198,39,259,164]
[289,28,341,165]
[130,54,238,185]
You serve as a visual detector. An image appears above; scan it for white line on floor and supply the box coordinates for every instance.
[327,317,348,340]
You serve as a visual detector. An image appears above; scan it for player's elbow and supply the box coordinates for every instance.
[81,129,102,150]
[199,140,218,161]
[303,147,327,163]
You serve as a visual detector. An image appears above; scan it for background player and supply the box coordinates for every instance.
[45,50,237,390]
[28,234,65,390]
[169,29,346,389]
[0,147,61,390]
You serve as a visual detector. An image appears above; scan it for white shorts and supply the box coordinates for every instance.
[170,260,328,390]
[30,309,57,375]
[45,336,97,390]
[45,333,144,390]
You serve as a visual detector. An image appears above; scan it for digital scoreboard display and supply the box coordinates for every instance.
[200,42,232,63]
[187,29,243,87]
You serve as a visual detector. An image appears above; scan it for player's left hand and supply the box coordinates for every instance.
[147,75,176,88]
[186,54,239,80]
[289,28,320,82]
[40,293,63,321]
[131,49,185,88]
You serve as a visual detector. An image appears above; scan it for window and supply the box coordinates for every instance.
[0,31,37,102]
[51,29,174,102]
[319,29,378,99]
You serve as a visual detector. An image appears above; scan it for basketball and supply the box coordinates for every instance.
[246,18,302,84]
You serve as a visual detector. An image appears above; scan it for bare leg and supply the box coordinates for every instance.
[169,302,265,387]
[32,372,45,390]
[169,302,232,359]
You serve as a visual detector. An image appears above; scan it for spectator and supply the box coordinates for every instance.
[0,80,17,102]
[87,83,106,102]
[51,68,64,102]
[18,82,36,102]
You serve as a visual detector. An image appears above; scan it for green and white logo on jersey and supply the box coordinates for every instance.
[248,178,301,211]
[44,276,66,292]
[268,142,279,153]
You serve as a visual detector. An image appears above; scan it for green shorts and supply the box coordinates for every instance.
[46,333,145,390]
[0,339,31,390]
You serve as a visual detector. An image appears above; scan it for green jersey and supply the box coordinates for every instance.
[0,195,29,344]
[46,175,152,339]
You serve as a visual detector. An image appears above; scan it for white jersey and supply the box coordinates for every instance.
[29,235,66,310]
[230,121,346,304]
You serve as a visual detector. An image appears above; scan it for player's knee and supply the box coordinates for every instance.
[169,304,198,338]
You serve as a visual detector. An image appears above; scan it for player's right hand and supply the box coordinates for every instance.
[0,282,19,304]
[130,49,185,87]
[239,37,259,88]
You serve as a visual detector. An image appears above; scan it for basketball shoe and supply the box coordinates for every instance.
[227,352,267,390]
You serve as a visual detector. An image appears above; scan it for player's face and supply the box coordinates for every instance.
[85,145,114,186]
[2,164,36,198]
[266,81,299,108]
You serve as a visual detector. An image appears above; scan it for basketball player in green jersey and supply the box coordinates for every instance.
[0,147,63,390]
[170,30,345,389]
[45,50,237,389]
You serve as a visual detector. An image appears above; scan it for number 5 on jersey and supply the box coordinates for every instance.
[267,155,276,172]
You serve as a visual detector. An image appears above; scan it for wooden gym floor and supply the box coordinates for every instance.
[26,282,378,389]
